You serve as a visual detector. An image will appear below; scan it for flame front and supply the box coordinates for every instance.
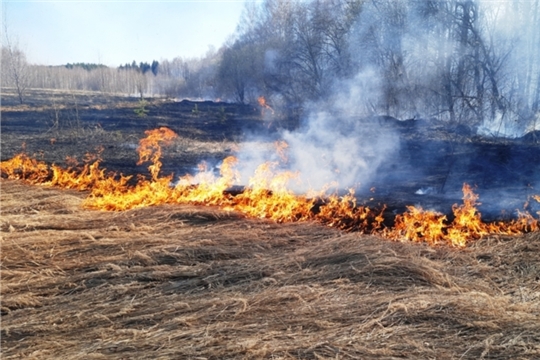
[386,184,539,247]
[1,127,539,247]
[235,161,313,222]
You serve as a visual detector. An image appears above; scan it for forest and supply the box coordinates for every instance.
[2,0,540,137]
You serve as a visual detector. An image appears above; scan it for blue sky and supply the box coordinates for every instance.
[2,1,252,66]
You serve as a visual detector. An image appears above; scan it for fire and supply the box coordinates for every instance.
[258,96,275,115]
[235,161,313,222]
[387,184,539,247]
[83,128,178,210]
[387,206,447,245]
[0,147,118,193]
[174,156,239,206]
[275,140,289,163]
[0,153,50,184]
[137,127,178,181]
[1,127,539,248]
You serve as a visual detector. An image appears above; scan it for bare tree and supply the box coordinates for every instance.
[217,41,259,103]
[2,22,29,104]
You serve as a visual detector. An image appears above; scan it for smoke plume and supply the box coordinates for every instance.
[236,69,400,194]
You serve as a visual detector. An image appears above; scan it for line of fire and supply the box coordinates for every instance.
[2,126,538,248]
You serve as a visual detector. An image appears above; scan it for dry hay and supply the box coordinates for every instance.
[1,179,539,359]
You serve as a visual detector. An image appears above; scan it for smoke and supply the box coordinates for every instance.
[282,112,399,192]
[235,69,401,194]
[220,0,540,211]
[477,113,523,138]
[347,0,539,134]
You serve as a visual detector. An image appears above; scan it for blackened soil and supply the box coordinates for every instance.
[1,89,278,178]
[359,124,540,221]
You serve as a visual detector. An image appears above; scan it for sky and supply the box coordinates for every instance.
[2,0,253,67]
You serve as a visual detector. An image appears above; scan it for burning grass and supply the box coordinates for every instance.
[1,127,538,248]
[3,91,540,358]
[1,180,540,359]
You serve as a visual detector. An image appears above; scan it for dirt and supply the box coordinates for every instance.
[1,88,540,358]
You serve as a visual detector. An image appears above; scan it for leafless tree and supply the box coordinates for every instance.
[217,40,261,103]
[2,22,29,104]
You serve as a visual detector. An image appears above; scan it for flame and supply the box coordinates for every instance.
[174,155,239,206]
[0,153,50,183]
[83,127,179,210]
[311,189,382,232]
[235,161,313,222]
[275,140,289,163]
[386,184,539,247]
[388,206,447,245]
[1,128,539,248]
[137,127,178,181]
[258,96,275,115]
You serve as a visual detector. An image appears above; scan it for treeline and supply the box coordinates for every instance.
[1,47,221,100]
[65,63,107,71]
[219,0,540,134]
[3,0,540,135]
[118,61,159,76]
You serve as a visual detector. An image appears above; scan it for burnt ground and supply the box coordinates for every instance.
[1,88,540,358]
[0,88,271,178]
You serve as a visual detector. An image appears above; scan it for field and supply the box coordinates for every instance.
[1,88,540,359]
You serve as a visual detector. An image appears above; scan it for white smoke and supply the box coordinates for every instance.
[235,69,400,194]
[477,112,523,138]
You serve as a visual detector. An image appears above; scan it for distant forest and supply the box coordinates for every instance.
[2,0,540,136]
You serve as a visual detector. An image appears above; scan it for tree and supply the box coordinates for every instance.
[223,0,362,108]
[139,62,151,74]
[217,40,260,103]
[2,23,29,104]
[151,60,159,76]
[8,0,539,133]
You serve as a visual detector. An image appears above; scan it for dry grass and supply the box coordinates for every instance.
[1,179,539,359]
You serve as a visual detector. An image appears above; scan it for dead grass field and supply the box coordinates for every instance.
[1,179,540,359]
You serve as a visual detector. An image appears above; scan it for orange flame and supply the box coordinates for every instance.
[274,140,289,163]
[137,127,178,181]
[387,184,539,247]
[174,155,239,206]
[1,128,539,248]
[388,206,447,245]
[0,153,50,183]
[258,96,275,115]
[235,161,312,222]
